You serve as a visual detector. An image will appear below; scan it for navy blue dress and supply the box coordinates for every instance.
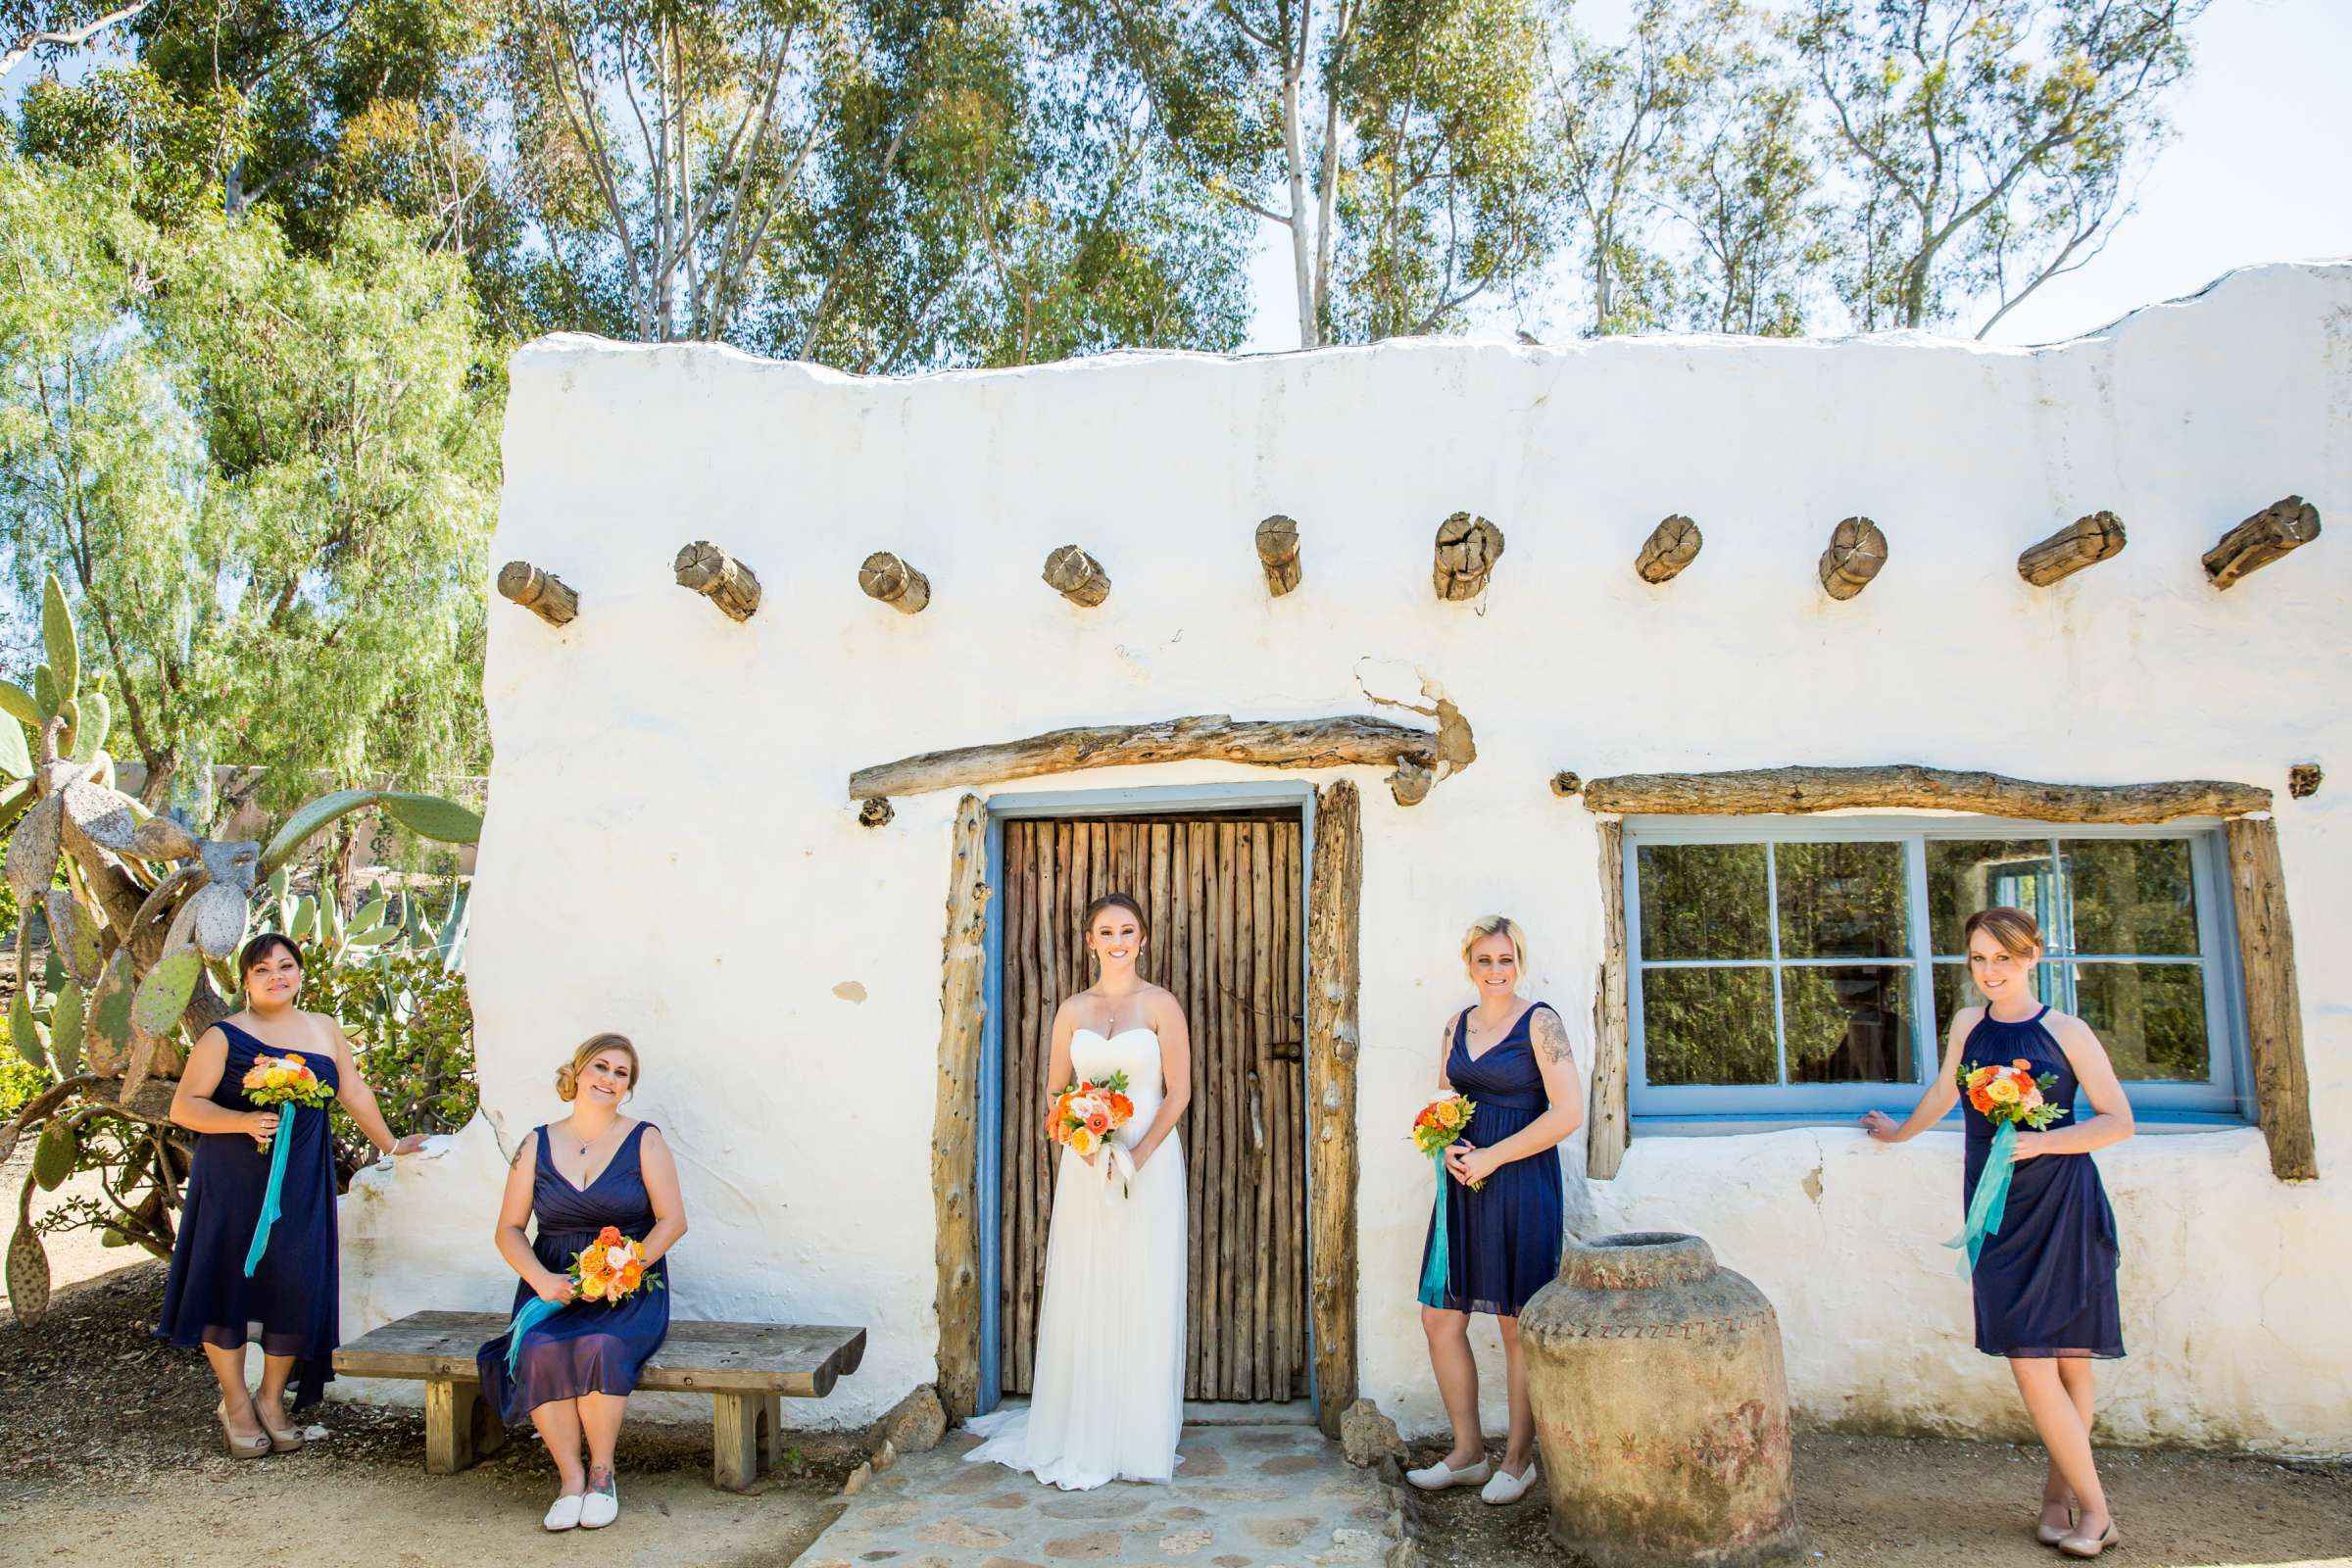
[155,1021,341,1408]
[1961,1006,2124,1359]
[1420,1004,1567,1316]
[477,1121,671,1423]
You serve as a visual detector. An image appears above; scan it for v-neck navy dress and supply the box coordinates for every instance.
[1962,1007,2124,1359]
[476,1121,671,1422]
[1419,1004,1567,1316]
[155,1021,341,1408]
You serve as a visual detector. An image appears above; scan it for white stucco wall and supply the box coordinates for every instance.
[339,262,2351,1452]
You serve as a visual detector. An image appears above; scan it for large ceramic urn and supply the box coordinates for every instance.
[1518,1232,1800,1568]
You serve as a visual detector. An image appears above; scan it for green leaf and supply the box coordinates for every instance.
[0,683,38,728]
[9,990,44,1069]
[383,793,483,844]
[69,690,109,762]
[40,575,76,702]
[290,894,318,941]
[31,664,58,721]
[100,1228,128,1249]
[0,714,27,780]
[31,1120,74,1191]
[132,947,203,1036]
[355,890,388,933]
[259,789,383,878]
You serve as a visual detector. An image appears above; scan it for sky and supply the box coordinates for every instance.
[1236,0,2352,351]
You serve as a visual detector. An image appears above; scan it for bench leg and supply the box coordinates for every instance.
[712,1392,764,1492]
[424,1378,507,1475]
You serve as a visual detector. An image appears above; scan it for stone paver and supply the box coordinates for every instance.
[803,1422,1400,1568]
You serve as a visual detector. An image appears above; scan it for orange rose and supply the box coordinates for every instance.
[2013,1058,2032,1071]
[1965,1065,1996,1091]
[619,1262,643,1292]
[1969,1087,1995,1114]
[597,1225,623,1247]
[1108,1093,1134,1121]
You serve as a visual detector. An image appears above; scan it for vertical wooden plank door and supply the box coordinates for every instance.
[997,813,1309,1401]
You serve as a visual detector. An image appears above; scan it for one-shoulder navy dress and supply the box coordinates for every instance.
[477,1121,671,1423]
[1961,1006,2124,1358]
[1420,1004,1567,1316]
[155,1021,341,1408]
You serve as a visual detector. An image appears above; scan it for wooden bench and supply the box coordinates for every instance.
[334,1311,866,1492]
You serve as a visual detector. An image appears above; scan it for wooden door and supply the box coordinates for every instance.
[997,813,1309,1401]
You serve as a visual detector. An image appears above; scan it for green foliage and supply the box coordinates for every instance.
[0,1054,49,1120]
[304,952,478,1178]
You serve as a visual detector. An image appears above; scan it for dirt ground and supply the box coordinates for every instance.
[2,1181,2345,1568]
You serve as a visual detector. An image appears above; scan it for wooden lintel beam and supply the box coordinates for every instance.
[1578,764,2270,824]
[848,713,1438,802]
[496,561,579,625]
[2204,496,2321,590]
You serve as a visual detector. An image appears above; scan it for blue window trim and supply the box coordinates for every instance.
[1624,814,2252,1129]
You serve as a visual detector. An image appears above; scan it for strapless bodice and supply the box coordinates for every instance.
[1071,1028,1164,1145]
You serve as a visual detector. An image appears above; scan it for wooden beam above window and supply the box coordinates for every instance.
[1574,765,2271,824]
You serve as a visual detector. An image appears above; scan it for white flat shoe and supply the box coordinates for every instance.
[1481,1460,1539,1504]
[1405,1456,1493,1491]
[543,1493,585,1532]
[580,1480,619,1529]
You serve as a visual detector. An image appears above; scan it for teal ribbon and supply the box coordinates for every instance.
[504,1297,564,1374]
[1417,1152,1451,1308]
[1944,1119,2018,1279]
[242,1104,298,1277]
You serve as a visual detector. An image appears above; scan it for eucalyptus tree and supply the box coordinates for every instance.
[1788,0,2207,335]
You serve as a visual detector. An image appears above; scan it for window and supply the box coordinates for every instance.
[1626,818,2246,1124]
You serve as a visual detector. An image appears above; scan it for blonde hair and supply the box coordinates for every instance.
[1963,906,2042,960]
[1459,914,1529,972]
[556,1033,641,1102]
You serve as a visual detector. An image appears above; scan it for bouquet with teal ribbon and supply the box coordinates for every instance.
[1411,1092,1481,1307]
[1944,1057,2067,1279]
[241,1053,337,1277]
[505,1298,564,1373]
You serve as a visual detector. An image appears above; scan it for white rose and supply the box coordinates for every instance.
[607,1246,631,1272]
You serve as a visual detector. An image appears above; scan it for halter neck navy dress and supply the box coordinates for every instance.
[1420,1004,1567,1316]
[155,1022,341,1408]
[476,1121,671,1422]
[1961,1006,2124,1359]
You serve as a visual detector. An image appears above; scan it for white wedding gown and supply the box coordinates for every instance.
[964,1027,1188,1489]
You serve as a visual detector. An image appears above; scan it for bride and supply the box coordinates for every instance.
[966,891,1192,1490]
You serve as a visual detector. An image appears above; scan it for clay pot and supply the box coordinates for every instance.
[1519,1232,1800,1568]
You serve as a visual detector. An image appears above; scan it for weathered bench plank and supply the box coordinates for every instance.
[334,1312,866,1492]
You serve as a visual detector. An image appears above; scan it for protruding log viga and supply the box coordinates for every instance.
[1255,515,1303,596]
[674,542,762,620]
[1042,545,1111,607]
[858,552,932,614]
[1634,515,1702,584]
[2203,496,2322,590]
[1817,516,1886,600]
[2017,512,2126,587]
[1433,512,1504,601]
[496,561,580,625]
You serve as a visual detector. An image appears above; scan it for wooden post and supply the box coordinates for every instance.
[1635,515,1702,584]
[1306,781,1361,1438]
[1580,764,2270,824]
[2017,511,2126,586]
[1388,756,1434,807]
[495,561,580,625]
[2288,763,2322,799]
[858,551,932,613]
[932,795,991,1418]
[674,542,762,620]
[858,797,895,827]
[1818,516,1887,600]
[1042,545,1111,607]
[1550,770,1582,798]
[2224,818,2318,1181]
[712,1392,764,1491]
[2204,496,2322,590]
[1587,821,1630,1179]
[422,1378,503,1474]
[1255,515,1303,596]
[1433,513,1504,601]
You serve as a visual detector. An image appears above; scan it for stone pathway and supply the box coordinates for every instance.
[803,1419,1407,1568]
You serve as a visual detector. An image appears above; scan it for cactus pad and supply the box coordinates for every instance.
[5,1225,48,1326]
[30,1119,75,1191]
[132,947,204,1037]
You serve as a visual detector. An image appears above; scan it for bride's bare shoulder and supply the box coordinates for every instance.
[1144,982,1184,1020]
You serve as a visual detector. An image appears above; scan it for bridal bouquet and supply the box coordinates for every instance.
[1412,1091,1479,1308]
[240,1054,338,1276]
[505,1227,664,1373]
[1945,1058,2069,1278]
[1049,1073,1138,1195]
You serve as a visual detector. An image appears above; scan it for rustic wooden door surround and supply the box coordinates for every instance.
[931,782,1363,1436]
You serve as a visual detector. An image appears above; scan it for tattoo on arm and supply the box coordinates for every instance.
[1531,1006,1573,1066]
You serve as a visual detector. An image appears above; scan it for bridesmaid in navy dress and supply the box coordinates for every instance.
[1409,915,1584,1506]
[162,933,426,1456]
[477,1034,686,1532]
[1864,906,2133,1559]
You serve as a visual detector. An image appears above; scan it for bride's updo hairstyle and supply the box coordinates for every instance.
[1459,914,1529,972]
[1082,892,1149,946]
[556,1032,642,1102]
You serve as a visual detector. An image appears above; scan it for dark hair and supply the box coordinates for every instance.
[1081,892,1148,944]
[1962,906,2042,959]
[239,931,305,978]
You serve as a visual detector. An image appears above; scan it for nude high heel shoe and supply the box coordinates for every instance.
[216,1400,270,1459]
